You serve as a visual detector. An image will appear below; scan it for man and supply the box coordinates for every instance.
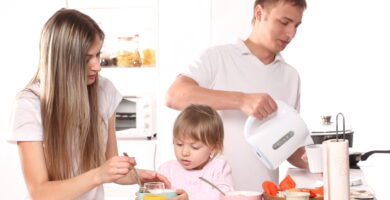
[166,0,308,191]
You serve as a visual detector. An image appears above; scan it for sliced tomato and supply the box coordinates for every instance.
[279,175,296,191]
[262,181,278,196]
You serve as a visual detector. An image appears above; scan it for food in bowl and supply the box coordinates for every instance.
[262,175,323,200]
[263,193,324,200]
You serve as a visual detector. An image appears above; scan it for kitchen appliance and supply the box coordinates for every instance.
[311,114,390,169]
[244,100,311,170]
[349,150,390,169]
[310,115,354,147]
[115,96,155,139]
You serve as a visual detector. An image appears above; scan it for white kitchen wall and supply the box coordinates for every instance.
[284,0,390,151]
[0,1,65,199]
[158,0,390,199]
[1,0,390,199]
[284,2,390,198]
[210,0,253,46]
[156,0,212,165]
[173,0,390,198]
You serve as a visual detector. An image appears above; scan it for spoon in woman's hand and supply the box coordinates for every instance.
[123,152,149,193]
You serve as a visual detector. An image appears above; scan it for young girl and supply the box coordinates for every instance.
[8,8,169,200]
[159,104,234,200]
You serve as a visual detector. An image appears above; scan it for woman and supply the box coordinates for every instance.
[9,8,169,200]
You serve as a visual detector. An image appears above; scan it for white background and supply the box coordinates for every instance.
[1,0,390,199]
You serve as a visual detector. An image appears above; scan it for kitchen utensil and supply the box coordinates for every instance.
[219,191,261,200]
[310,115,353,147]
[199,177,226,196]
[323,113,350,200]
[244,100,311,169]
[349,150,390,169]
[123,152,149,193]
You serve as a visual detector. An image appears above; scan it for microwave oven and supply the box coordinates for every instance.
[115,96,155,139]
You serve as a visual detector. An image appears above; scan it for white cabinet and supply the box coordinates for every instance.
[70,0,158,95]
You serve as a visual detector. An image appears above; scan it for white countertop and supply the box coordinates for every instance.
[285,167,376,199]
[286,168,370,189]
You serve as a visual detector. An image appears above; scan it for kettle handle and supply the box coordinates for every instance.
[244,116,257,140]
[244,100,284,140]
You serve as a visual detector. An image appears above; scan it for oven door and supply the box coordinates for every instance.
[115,96,154,139]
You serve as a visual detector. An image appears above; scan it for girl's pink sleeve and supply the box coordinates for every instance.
[214,159,235,192]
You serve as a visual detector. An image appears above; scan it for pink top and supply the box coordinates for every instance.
[158,157,234,200]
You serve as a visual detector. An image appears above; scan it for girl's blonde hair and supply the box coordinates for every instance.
[26,8,105,180]
[173,104,224,154]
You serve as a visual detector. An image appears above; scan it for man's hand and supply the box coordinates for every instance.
[240,93,277,119]
[288,147,309,169]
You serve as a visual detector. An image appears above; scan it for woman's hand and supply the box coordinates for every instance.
[170,189,188,200]
[96,156,136,184]
[137,169,172,189]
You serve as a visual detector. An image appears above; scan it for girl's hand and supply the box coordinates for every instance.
[170,189,188,200]
[96,156,135,184]
[137,169,172,189]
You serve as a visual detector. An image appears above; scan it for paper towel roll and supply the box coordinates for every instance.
[323,139,350,200]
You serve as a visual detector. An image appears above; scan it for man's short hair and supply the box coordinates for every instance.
[251,0,307,25]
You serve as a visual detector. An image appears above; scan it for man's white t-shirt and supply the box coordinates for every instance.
[181,39,301,191]
[9,76,122,200]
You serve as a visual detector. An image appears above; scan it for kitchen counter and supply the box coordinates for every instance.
[286,168,370,188]
[285,167,376,199]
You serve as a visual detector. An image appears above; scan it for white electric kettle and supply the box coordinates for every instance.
[244,100,311,170]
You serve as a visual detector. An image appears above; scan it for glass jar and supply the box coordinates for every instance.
[142,48,156,66]
[116,36,142,67]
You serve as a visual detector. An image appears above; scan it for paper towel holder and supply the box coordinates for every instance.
[335,113,346,142]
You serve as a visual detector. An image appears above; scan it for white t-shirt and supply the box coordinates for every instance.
[9,76,122,200]
[181,39,301,191]
[158,156,234,200]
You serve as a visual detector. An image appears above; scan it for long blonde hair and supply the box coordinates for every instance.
[27,8,105,180]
